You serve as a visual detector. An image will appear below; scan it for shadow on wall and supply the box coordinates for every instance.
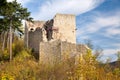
[44,19,54,41]
[28,27,43,59]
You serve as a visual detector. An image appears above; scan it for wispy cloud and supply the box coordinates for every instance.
[77,10,120,38]
[103,49,119,55]
[95,48,119,62]
[76,10,120,58]
[111,43,120,49]
[106,27,120,36]
[33,0,105,20]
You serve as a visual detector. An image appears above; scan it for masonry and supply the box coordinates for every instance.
[39,40,88,65]
[24,13,88,64]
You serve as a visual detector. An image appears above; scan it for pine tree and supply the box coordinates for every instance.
[0,0,33,61]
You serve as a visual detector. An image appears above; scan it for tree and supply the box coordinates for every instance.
[0,0,33,61]
[74,50,98,80]
[94,46,103,61]
[116,51,120,61]
[84,39,93,49]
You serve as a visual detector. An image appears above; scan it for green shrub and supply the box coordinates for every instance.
[12,40,25,57]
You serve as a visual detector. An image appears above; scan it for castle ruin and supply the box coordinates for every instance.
[24,13,88,64]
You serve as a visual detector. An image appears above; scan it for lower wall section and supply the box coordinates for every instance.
[39,40,88,65]
[39,40,61,65]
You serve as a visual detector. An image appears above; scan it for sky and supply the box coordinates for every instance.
[7,0,120,62]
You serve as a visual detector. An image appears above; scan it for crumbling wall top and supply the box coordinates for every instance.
[54,13,75,17]
[25,21,45,31]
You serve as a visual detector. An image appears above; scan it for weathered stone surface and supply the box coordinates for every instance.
[28,28,43,53]
[39,40,88,65]
[39,40,61,65]
[53,14,76,43]
[76,44,89,54]
[25,14,76,54]
[24,21,45,54]
[24,13,88,62]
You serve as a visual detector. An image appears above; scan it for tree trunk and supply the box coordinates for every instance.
[9,19,12,61]
[0,32,3,51]
[7,31,9,49]
[2,31,6,51]
[0,32,4,43]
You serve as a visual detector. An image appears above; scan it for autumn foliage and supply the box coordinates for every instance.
[0,40,120,80]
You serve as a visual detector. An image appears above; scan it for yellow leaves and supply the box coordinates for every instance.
[74,50,98,80]
[1,49,10,60]
[0,57,38,80]
[1,73,14,80]
[0,39,120,80]
[14,50,31,60]
[113,68,120,76]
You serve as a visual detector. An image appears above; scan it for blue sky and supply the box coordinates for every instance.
[8,0,120,62]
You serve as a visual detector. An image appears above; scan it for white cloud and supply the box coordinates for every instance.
[97,13,120,37]
[77,10,120,37]
[17,0,32,5]
[112,43,120,48]
[96,16,120,27]
[7,0,32,6]
[98,48,119,62]
[33,0,105,20]
[7,0,14,2]
[76,11,120,57]
[103,49,120,55]
[0,16,4,19]
[106,27,120,36]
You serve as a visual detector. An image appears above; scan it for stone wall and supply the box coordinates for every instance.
[39,40,88,65]
[44,20,54,41]
[28,28,43,53]
[39,40,61,65]
[60,41,76,60]
[24,21,45,58]
[76,44,89,54]
[53,14,76,43]
[24,14,79,60]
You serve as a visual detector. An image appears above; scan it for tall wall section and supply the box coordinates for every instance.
[53,14,76,43]
[28,28,43,53]
[24,21,45,58]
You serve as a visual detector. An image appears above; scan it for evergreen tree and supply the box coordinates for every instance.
[0,0,33,61]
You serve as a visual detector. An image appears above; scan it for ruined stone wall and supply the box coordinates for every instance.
[39,40,88,65]
[25,14,77,55]
[76,44,89,54]
[60,41,76,60]
[39,40,61,65]
[28,28,43,53]
[44,20,54,41]
[53,14,76,43]
[24,21,45,58]
[24,14,78,60]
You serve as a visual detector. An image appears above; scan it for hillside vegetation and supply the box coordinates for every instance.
[0,39,120,80]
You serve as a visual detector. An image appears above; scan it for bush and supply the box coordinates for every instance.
[12,39,25,57]
[1,42,120,80]
[0,50,38,80]
[0,48,9,61]
[0,73,14,80]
